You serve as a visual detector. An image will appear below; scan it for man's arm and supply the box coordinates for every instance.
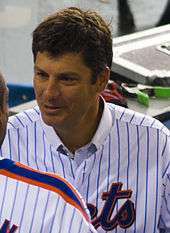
[0,158,97,233]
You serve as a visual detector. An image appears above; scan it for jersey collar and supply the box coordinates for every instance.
[40,97,113,156]
[90,96,113,151]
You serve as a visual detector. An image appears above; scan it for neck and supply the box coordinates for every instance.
[55,100,104,154]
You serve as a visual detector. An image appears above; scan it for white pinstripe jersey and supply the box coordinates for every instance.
[0,157,96,233]
[1,101,170,233]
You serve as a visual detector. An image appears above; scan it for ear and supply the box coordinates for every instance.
[96,66,110,93]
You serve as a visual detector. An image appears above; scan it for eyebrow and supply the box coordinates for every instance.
[57,73,80,79]
[34,65,81,78]
[34,66,46,72]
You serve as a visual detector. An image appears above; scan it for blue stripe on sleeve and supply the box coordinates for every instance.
[0,159,83,210]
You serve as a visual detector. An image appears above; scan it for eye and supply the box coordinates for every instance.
[61,76,74,81]
[35,70,48,80]
[59,75,78,85]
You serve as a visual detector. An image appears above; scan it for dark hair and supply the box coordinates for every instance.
[32,7,113,83]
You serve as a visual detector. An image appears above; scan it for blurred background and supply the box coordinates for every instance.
[0,0,169,85]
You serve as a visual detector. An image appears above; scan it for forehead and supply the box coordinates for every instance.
[35,52,92,76]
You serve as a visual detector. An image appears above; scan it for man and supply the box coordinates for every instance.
[0,72,97,232]
[1,7,170,232]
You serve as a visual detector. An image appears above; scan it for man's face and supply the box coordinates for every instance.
[0,78,8,146]
[33,52,106,132]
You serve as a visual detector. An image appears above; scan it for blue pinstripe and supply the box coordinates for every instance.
[23,111,33,123]
[77,218,83,233]
[77,219,83,233]
[34,121,39,169]
[69,208,76,232]
[15,115,25,127]
[69,159,75,179]
[134,126,140,233]
[107,134,111,192]
[9,181,19,220]
[17,128,21,161]
[116,120,120,182]
[153,130,160,233]
[7,129,12,160]
[96,146,104,211]
[86,154,96,202]
[58,153,66,178]
[26,126,30,166]
[82,161,86,185]
[49,196,60,233]
[43,131,48,172]
[163,161,170,178]
[8,121,17,129]
[115,119,121,233]
[126,123,130,189]
[18,185,30,233]
[161,135,167,157]
[59,202,67,233]
[139,116,145,126]
[39,191,51,233]
[150,119,156,127]
[28,187,40,232]
[119,109,125,120]
[50,145,56,173]
[33,107,40,115]
[125,122,131,233]
[129,112,135,123]
[143,127,149,233]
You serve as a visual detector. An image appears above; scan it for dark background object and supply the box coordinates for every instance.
[7,83,35,108]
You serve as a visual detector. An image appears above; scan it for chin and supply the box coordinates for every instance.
[42,114,64,128]
[42,116,57,126]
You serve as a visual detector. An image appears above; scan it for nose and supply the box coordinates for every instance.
[44,77,61,100]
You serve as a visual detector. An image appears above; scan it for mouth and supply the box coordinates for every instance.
[43,104,64,114]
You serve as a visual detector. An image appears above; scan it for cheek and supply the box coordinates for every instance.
[34,80,44,98]
[73,86,97,104]
[67,88,94,111]
[67,89,86,105]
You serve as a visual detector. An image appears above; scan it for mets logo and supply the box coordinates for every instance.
[87,182,135,231]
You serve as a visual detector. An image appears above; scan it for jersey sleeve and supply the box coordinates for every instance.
[159,132,170,232]
[0,158,97,233]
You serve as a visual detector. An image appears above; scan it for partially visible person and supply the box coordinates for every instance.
[0,71,96,233]
[1,7,170,233]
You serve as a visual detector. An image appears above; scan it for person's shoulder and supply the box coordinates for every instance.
[0,156,90,223]
[107,103,170,136]
[7,106,41,130]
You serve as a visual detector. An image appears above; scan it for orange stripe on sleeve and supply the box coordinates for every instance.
[0,168,89,222]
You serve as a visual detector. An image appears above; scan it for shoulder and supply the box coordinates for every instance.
[0,157,90,222]
[107,103,170,136]
[7,106,41,130]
